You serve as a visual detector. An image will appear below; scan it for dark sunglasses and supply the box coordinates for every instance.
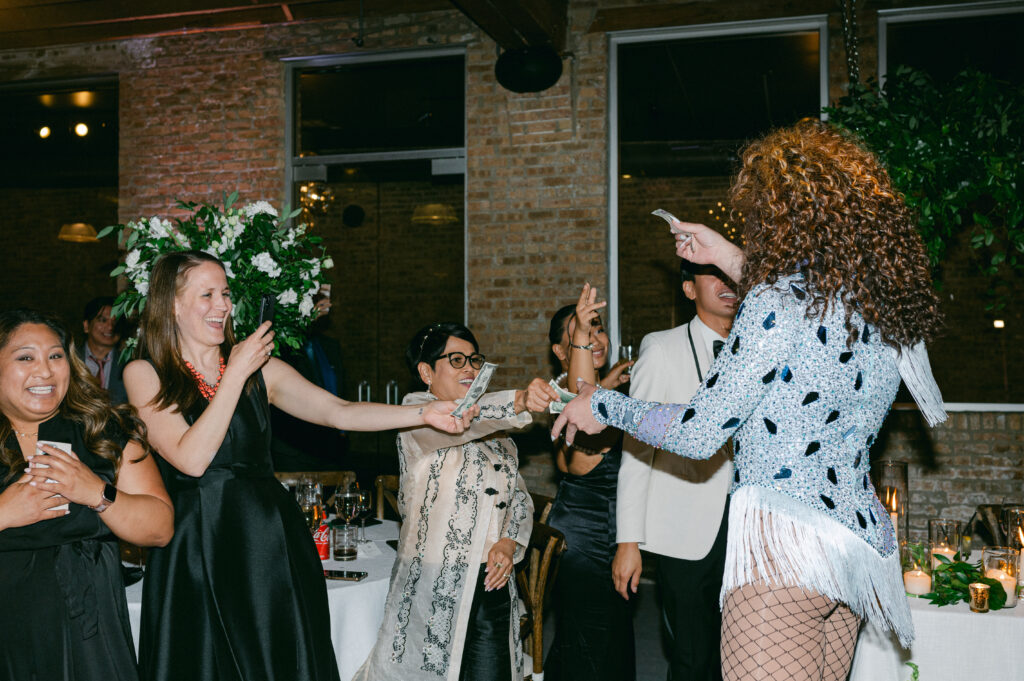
[438,351,486,370]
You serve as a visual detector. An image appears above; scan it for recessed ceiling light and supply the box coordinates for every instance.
[39,126,51,139]
[71,90,95,107]
[75,123,89,136]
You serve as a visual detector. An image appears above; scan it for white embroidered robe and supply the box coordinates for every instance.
[353,390,533,681]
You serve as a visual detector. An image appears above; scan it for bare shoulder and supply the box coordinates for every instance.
[123,359,161,405]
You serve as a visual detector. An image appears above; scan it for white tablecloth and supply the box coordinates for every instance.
[849,596,1024,681]
[126,520,399,681]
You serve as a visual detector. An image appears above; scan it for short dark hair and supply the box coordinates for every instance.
[406,322,479,389]
[548,304,575,346]
[83,296,115,322]
[680,260,730,286]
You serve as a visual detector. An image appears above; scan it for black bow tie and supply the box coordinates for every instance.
[713,340,724,359]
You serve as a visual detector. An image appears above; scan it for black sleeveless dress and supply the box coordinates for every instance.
[138,375,340,681]
[545,435,636,681]
[0,415,137,681]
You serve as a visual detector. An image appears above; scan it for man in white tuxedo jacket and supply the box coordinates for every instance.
[613,260,737,681]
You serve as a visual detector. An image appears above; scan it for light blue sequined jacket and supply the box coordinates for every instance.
[592,275,898,559]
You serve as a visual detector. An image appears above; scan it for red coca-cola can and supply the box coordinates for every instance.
[313,523,331,560]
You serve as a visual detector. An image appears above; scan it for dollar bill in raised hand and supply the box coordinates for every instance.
[651,208,686,234]
[452,362,498,418]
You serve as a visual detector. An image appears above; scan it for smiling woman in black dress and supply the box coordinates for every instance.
[125,251,473,681]
[0,308,173,681]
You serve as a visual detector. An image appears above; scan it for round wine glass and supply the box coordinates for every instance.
[356,488,374,543]
[335,489,361,533]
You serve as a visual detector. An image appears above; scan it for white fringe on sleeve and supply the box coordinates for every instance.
[723,485,914,648]
[893,342,947,427]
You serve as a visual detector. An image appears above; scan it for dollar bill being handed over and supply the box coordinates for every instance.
[452,362,498,418]
[547,378,577,415]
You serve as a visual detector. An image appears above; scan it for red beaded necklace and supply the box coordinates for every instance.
[184,358,226,400]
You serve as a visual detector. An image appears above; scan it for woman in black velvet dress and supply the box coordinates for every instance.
[125,251,473,681]
[0,308,173,681]
[544,285,635,681]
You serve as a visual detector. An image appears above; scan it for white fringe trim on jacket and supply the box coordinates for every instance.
[723,484,914,647]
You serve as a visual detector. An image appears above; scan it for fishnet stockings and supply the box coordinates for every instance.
[720,583,861,681]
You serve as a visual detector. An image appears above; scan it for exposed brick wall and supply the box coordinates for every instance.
[0,0,1019,507]
[874,408,1024,542]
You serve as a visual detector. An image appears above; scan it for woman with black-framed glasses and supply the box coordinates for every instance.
[355,322,558,681]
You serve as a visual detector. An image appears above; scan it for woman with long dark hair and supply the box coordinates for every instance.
[554,120,944,681]
[544,284,635,681]
[0,308,172,681]
[126,251,474,681]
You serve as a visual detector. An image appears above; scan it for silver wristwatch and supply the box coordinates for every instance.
[90,483,118,513]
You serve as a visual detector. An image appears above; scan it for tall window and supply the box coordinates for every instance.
[879,2,1024,404]
[286,50,466,472]
[879,1,1024,84]
[609,17,828,350]
[0,78,120,327]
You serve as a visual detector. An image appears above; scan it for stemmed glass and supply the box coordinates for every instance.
[295,475,324,533]
[335,489,361,533]
[356,488,374,543]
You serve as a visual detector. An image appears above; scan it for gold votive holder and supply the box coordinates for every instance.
[969,582,990,613]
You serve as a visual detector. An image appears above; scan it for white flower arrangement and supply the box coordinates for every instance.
[100,192,333,357]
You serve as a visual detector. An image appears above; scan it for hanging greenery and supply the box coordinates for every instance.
[825,66,1024,308]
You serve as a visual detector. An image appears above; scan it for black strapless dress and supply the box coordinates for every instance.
[138,376,340,681]
[545,436,636,681]
[0,416,136,681]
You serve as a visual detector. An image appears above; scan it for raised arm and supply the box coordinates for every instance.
[125,359,244,478]
[670,220,745,284]
[555,283,802,459]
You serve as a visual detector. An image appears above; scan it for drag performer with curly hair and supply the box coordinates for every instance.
[554,119,944,681]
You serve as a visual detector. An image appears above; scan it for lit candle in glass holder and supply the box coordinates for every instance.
[903,569,931,596]
[876,461,908,547]
[983,546,1019,608]
[901,543,932,596]
[929,518,960,569]
[886,490,900,545]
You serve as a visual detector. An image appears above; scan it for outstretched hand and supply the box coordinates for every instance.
[517,378,560,413]
[421,400,479,433]
[550,381,605,446]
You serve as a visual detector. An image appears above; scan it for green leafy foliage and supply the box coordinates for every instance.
[101,194,333,361]
[907,543,1008,610]
[826,67,1024,309]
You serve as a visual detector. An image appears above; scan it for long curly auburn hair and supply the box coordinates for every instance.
[731,119,942,347]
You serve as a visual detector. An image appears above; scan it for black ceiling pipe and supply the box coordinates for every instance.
[495,45,563,93]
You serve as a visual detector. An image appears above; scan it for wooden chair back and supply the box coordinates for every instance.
[517,521,567,679]
[530,492,555,524]
[375,474,401,520]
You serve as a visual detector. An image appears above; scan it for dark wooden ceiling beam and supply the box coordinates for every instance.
[588,0,837,34]
[449,0,567,52]
[0,0,452,49]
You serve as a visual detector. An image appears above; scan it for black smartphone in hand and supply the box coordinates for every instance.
[258,294,275,326]
[324,570,367,581]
